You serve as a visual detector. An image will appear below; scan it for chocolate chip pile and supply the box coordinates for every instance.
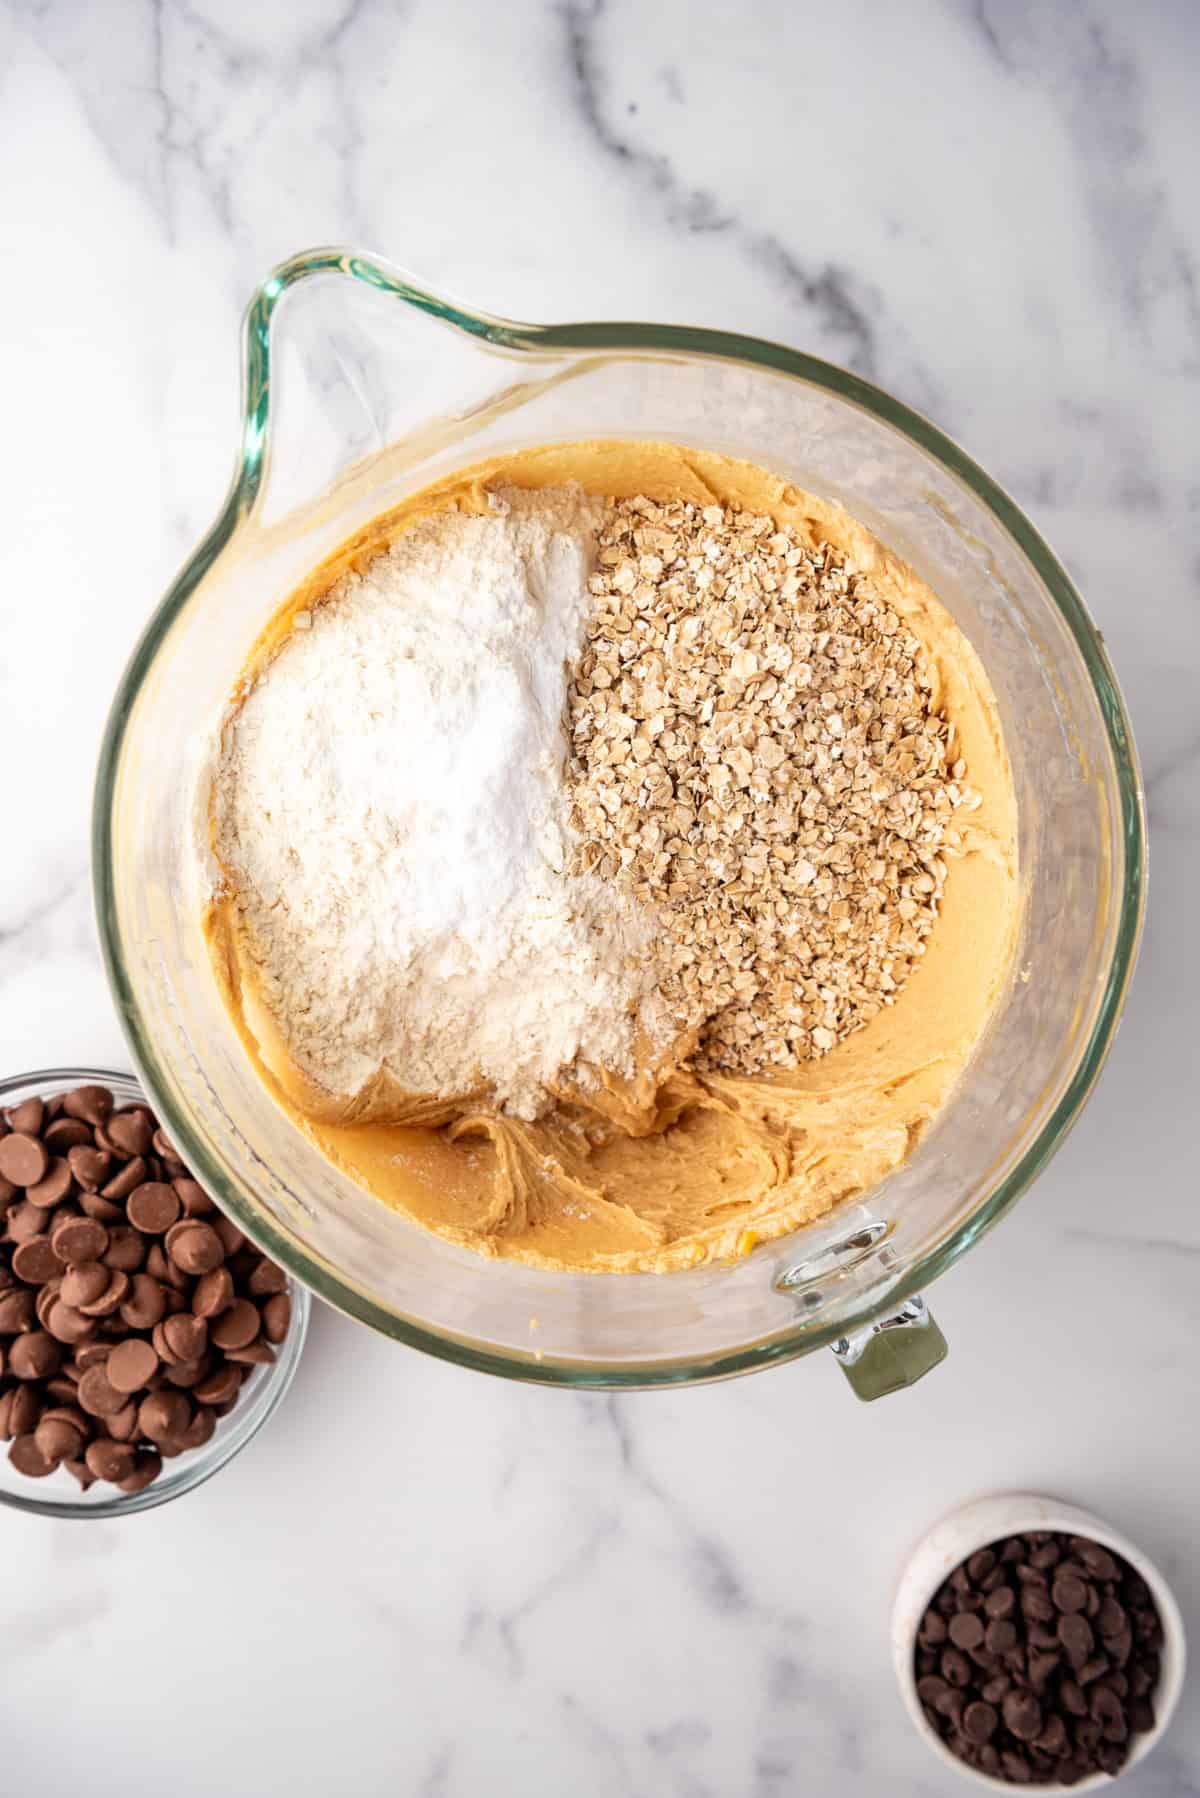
[915,1530,1165,1785]
[0,1084,291,1495]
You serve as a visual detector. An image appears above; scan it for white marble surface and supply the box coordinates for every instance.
[1,1,1198,1792]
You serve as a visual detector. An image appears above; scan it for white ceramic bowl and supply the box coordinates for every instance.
[892,1493,1186,1791]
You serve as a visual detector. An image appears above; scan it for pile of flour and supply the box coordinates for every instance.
[211,486,659,1119]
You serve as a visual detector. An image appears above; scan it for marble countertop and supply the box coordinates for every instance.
[1,1,1197,1792]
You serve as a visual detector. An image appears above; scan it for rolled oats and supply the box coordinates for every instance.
[565,496,971,1075]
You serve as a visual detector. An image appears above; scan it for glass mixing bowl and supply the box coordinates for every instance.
[92,248,1144,1397]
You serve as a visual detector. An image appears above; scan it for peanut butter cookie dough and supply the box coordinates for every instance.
[204,442,1019,1273]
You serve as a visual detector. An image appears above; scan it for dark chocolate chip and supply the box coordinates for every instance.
[1020,1585,1055,1623]
[1029,1651,1059,1689]
[1075,1718,1102,1753]
[940,1648,971,1688]
[962,1700,998,1744]
[1059,1613,1094,1666]
[948,1612,985,1652]
[1035,1713,1068,1757]
[1090,1684,1127,1743]
[1052,1573,1089,1614]
[965,1548,996,1582]
[1098,1595,1127,1638]
[1003,1690,1043,1742]
[1078,1543,1119,1582]
[1128,1695,1156,1733]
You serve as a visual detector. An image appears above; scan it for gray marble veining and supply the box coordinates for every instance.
[0,2,1197,1792]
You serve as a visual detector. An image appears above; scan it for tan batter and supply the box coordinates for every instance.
[206,442,1019,1272]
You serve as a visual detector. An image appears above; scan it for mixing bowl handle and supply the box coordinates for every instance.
[830,1296,947,1400]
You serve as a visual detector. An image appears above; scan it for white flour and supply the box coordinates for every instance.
[211,485,658,1118]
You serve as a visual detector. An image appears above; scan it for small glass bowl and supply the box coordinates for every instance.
[892,1492,1187,1791]
[0,1067,309,1519]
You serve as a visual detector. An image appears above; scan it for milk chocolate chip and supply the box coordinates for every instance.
[0,1133,49,1187]
[1,1083,295,1497]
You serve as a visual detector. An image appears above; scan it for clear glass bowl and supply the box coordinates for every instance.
[92,249,1144,1393]
[0,1069,310,1517]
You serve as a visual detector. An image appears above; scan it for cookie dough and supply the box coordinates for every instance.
[205,442,1019,1272]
